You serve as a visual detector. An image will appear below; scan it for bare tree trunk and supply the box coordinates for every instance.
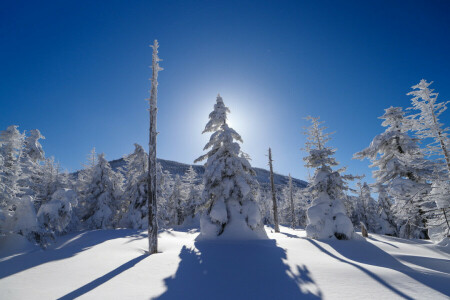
[268,148,280,233]
[288,174,296,229]
[148,40,162,254]
[360,222,368,238]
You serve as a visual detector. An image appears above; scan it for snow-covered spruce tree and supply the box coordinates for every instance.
[0,126,47,244]
[19,129,45,199]
[147,40,163,254]
[0,125,25,205]
[375,184,397,236]
[181,166,200,221]
[37,188,78,236]
[195,94,266,239]
[303,116,357,240]
[80,153,124,229]
[407,79,450,239]
[156,164,173,227]
[37,157,63,208]
[257,187,273,225]
[355,181,379,233]
[167,175,184,226]
[121,143,148,229]
[354,107,433,238]
[76,148,98,196]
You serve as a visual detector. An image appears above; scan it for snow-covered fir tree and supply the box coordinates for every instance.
[303,116,357,240]
[407,79,450,240]
[37,188,79,236]
[181,166,200,222]
[168,175,184,226]
[0,125,25,204]
[195,94,266,239]
[120,144,148,229]
[375,184,398,236]
[354,107,433,238]
[355,181,379,233]
[19,129,45,198]
[0,126,40,242]
[79,153,124,229]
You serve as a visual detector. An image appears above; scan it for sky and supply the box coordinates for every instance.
[1,0,450,187]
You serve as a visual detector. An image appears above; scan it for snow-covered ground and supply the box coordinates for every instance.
[0,226,449,299]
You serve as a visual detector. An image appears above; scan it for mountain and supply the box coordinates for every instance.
[108,157,307,188]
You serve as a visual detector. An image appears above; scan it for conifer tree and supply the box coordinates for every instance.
[354,107,433,238]
[121,144,148,229]
[195,94,266,239]
[181,166,200,221]
[81,154,123,229]
[303,116,357,240]
[407,79,450,239]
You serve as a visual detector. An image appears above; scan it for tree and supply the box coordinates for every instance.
[147,40,163,254]
[121,143,148,229]
[375,184,397,236]
[81,154,123,229]
[168,175,184,226]
[0,125,25,204]
[195,94,266,239]
[181,166,200,221]
[407,79,450,239]
[303,116,357,240]
[268,148,280,232]
[20,129,45,198]
[356,181,379,233]
[288,174,296,229]
[354,107,433,238]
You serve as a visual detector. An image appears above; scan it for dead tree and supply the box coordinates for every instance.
[147,40,163,254]
[288,174,296,229]
[268,148,280,232]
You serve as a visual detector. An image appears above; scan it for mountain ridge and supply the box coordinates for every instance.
[108,157,307,188]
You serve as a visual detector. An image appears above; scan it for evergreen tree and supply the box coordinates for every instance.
[195,94,266,239]
[181,166,200,221]
[354,107,433,238]
[303,116,357,240]
[407,79,450,239]
[121,144,148,229]
[81,154,123,229]
[375,184,398,236]
[168,175,184,226]
[356,181,379,233]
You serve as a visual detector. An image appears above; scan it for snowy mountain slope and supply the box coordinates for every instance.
[108,157,308,188]
[0,226,448,299]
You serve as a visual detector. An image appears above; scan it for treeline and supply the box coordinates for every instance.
[1,80,449,246]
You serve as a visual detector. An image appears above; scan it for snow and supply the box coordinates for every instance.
[0,225,448,299]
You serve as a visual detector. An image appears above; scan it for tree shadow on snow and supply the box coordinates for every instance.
[367,236,399,248]
[0,229,138,280]
[306,239,450,298]
[154,239,322,300]
[57,253,148,300]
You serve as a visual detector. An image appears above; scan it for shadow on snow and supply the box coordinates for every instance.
[154,239,322,300]
[0,229,139,280]
[305,238,450,299]
[57,253,148,300]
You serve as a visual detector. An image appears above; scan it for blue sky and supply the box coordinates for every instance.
[1,0,450,185]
